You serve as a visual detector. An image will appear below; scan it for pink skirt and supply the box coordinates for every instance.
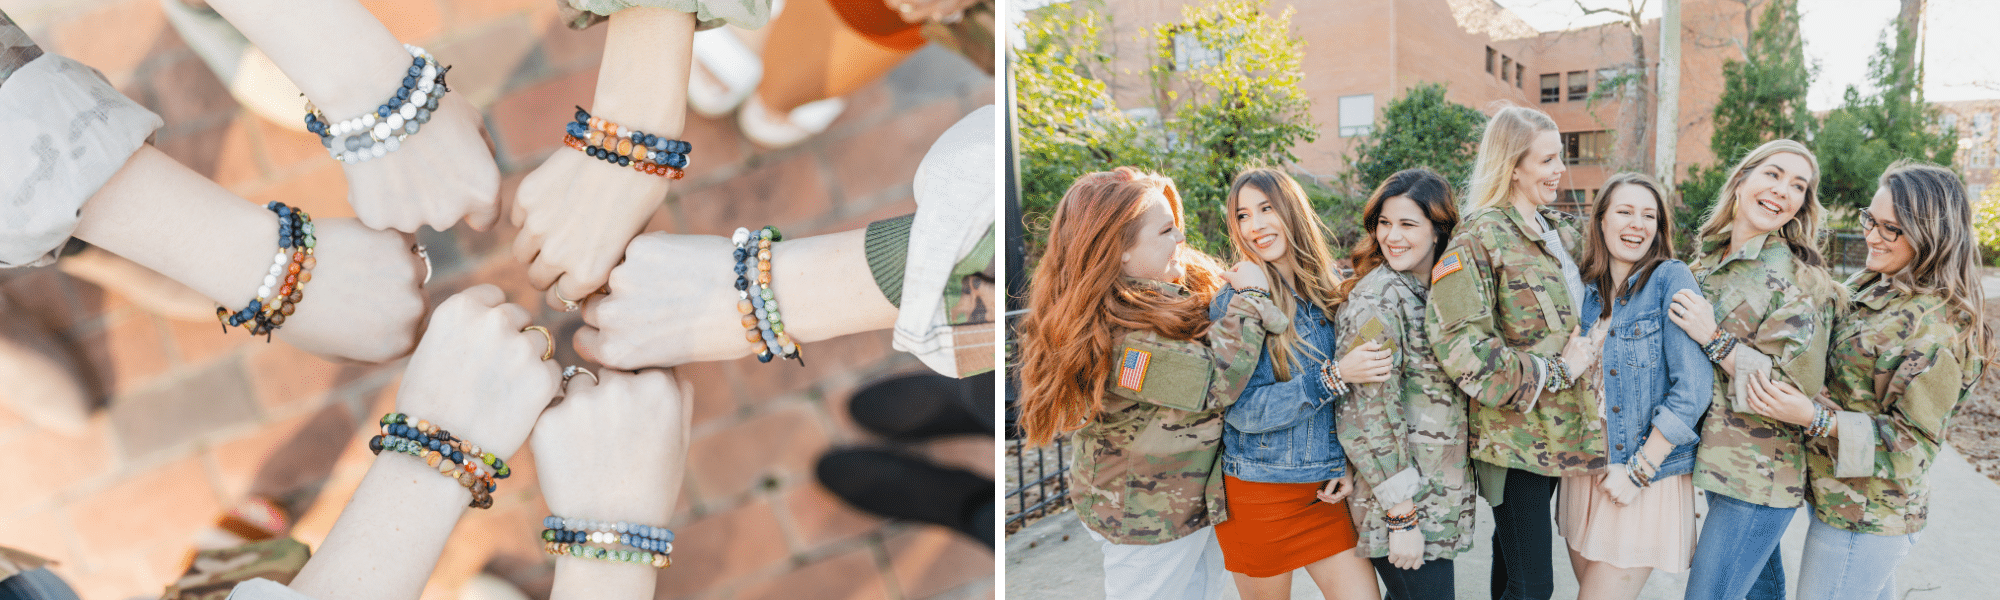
[1556,472,1697,573]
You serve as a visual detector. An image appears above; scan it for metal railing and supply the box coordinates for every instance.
[1003,433,1072,533]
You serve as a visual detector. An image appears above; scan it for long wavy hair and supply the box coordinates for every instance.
[1223,168,1342,381]
[1464,105,1561,213]
[1016,168,1225,447]
[1331,168,1459,307]
[1577,172,1679,320]
[1694,139,1839,303]
[1875,160,1993,357]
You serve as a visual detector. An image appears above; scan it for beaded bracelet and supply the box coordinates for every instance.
[1625,452,1655,488]
[304,44,450,164]
[1319,359,1351,397]
[1543,356,1573,393]
[542,542,672,569]
[1235,287,1272,301]
[565,107,692,179]
[733,226,803,365]
[1804,405,1835,437]
[540,516,675,554]
[368,413,508,508]
[216,202,316,340]
[1382,509,1419,532]
[1702,331,1738,364]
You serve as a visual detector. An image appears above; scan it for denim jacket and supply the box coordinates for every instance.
[1210,287,1348,483]
[1578,260,1713,478]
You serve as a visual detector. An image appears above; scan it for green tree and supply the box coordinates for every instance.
[1335,83,1485,250]
[1013,2,1156,259]
[1814,21,1957,211]
[1679,0,1814,241]
[1145,0,1318,256]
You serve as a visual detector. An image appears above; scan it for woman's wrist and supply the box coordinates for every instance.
[592,6,696,137]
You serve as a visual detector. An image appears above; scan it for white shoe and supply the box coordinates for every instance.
[687,28,763,118]
[738,94,845,149]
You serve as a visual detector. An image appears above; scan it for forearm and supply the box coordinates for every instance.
[202,0,408,117]
[592,7,695,137]
[1641,429,1674,467]
[287,454,472,600]
[550,551,659,600]
[71,146,278,308]
[770,228,901,343]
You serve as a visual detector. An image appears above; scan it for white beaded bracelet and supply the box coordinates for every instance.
[302,44,448,164]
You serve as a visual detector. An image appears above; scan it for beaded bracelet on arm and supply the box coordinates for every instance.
[304,44,450,164]
[215,202,316,341]
[540,516,675,568]
[1382,508,1420,532]
[1542,355,1573,393]
[564,107,692,179]
[367,412,509,509]
[732,226,803,365]
[1804,404,1834,437]
[1319,359,1350,397]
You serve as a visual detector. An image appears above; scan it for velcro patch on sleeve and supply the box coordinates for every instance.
[1431,251,1463,284]
[1118,348,1151,392]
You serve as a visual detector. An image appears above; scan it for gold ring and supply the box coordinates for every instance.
[561,365,598,394]
[555,289,581,312]
[413,243,432,286]
[522,325,554,361]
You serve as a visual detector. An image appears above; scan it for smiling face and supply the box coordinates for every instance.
[1600,184,1661,269]
[1511,130,1566,206]
[1863,187,1916,275]
[1730,151,1814,238]
[1375,195,1437,274]
[1121,190,1187,282]
[1232,185,1290,266]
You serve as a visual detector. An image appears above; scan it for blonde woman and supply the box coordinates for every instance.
[1665,140,1842,600]
[1425,105,1600,600]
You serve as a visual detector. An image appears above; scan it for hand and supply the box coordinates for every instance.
[1600,464,1641,506]
[1746,371,1816,426]
[342,93,501,233]
[532,369,692,526]
[1386,527,1425,570]
[574,233,742,369]
[1315,474,1353,504]
[394,285,561,460]
[276,218,426,363]
[1339,341,1393,384]
[1220,261,1270,291]
[512,144,672,311]
[1668,289,1717,343]
[885,0,984,23]
[1558,325,1604,380]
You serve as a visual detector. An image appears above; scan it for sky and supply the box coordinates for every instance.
[1010,1,2000,109]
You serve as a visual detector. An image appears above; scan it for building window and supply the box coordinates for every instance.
[1977,113,1994,138]
[1172,30,1223,71]
[1517,64,1526,89]
[1540,74,1561,103]
[1501,56,1513,82]
[1487,47,1496,74]
[1567,71,1588,101]
[1339,94,1374,137]
[1941,113,1958,134]
[1563,130,1613,166]
[1975,147,1993,169]
[1596,68,1623,96]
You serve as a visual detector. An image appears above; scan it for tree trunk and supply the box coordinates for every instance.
[1656,0,1682,186]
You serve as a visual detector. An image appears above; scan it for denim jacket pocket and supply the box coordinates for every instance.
[1619,312,1662,366]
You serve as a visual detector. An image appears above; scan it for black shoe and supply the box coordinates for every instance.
[847,373,989,441]
[815,448,994,549]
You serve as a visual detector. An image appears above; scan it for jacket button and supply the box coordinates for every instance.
[1612,406,1621,413]
[1610,368,1619,376]
[1616,443,1625,451]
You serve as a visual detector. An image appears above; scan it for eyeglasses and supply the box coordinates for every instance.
[1858,211,1904,243]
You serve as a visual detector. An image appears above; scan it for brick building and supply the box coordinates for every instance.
[1055,0,1767,209]
[1934,99,2000,200]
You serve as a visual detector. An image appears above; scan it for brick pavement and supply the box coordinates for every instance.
[0,1,995,599]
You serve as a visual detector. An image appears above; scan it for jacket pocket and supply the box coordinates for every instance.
[1619,313,1662,367]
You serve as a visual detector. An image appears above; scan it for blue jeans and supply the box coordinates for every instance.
[1686,493,1794,600]
[1795,516,1915,600]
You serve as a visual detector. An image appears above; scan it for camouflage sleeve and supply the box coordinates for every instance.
[1754,276,1832,398]
[1833,321,1972,479]
[1425,230,1542,411]
[0,10,44,89]
[1337,289,1420,505]
[1204,292,1287,412]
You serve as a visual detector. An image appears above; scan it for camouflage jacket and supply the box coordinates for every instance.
[1335,267,1476,560]
[1806,273,1984,535]
[1688,233,1835,508]
[1425,206,1606,476]
[1069,280,1287,545]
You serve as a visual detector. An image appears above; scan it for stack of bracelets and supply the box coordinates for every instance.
[733,226,803,365]
[367,412,510,509]
[562,107,692,179]
[1542,356,1575,393]
[1626,451,1658,488]
[1701,330,1739,364]
[541,516,674,569]
[1382,509,1419,532]
[215,202,316,340]
[304,44,449,164]
[1804,404,1835,437]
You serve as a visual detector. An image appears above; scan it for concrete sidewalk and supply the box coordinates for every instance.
[1004,446,2000,599]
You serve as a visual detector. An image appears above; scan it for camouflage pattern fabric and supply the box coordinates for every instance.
[0,9,43,89]
[1069,280,1287,545]
[1688,233,1836,509]
[1334,267,1476,561]
[159,538,310,600]
[1425,206,1606,477]
[1806,273,1983,536]
[942,228,995,377]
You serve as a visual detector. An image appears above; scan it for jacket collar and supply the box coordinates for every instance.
[1703,231,1781,271]
[1124,276,1191,298]
[1847,272,1902,311]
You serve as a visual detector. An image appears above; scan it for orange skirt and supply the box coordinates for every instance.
[1213,475,1359,577]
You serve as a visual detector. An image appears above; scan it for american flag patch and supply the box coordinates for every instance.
[1431,251,1463,284]
[1118,348,1151,391]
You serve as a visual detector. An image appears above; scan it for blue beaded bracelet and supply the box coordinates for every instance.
[303,44,450,164]
[732,226,801,365]
[541,516,674,568]
[215,202,314,340]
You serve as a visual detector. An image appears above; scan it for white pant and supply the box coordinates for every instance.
[1088,522,1228,600]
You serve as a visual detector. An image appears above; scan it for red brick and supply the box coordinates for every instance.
[675,361,739,427]
[885,527,991,599]
[245,339,355,416]
[69,456,222,559]
[826,100,971,206]
[431,16,542,108]
[78,311,173,397]
[536,13,609,75]
[652,497,790,598]
[0,509,81,567]
[360,0,445,44]
[143,55,239,127]
[824,82,896,135]
[246,161,356,222]
[675,111,747,187]
[825,193,920,237]
[165,315,252,368]
[109,356,261,460]
[46,0,173,85]
[207,402,357,502]
[438,0,547,28]
[777,483,885,552]
[252,111,339,183]
[733,546,890,600]
[487,68,599,169]
[686,403,829,501]
[675,153,834,237]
